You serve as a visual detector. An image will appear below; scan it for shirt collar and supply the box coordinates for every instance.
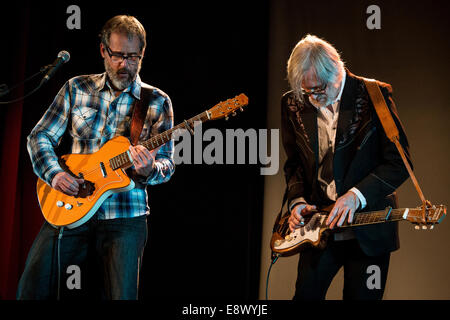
[336,69,346,103]
[88,73,107,92]
[329,69,346,107]
[126,74,142,100]
[326,69,346,114]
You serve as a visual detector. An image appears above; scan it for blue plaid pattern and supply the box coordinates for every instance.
[27,73,175,219]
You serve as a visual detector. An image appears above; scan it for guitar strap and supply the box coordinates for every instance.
[130,87,153,146]
[363,78,430,220]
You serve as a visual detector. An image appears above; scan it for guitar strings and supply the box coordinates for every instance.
[281,210,405,236]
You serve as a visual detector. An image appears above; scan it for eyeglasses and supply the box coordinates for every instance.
[104,44,142,64]
[301,83,327,97]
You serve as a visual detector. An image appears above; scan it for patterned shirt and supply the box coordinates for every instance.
[27,73,175,220]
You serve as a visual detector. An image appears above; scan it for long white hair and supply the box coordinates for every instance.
[287,34,345,102]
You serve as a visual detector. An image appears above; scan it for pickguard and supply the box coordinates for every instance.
[274,214,327,250]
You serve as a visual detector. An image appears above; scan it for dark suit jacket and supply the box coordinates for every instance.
[281,70,411,256]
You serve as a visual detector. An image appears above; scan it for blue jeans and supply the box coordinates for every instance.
[17,214,147,300]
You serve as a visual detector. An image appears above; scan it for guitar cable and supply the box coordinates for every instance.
[56,227,64,300]
[265,253,281,300]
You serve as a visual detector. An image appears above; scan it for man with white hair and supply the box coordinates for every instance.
[282,34,411,299]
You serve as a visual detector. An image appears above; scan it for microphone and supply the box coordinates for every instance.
[40,50,70,85]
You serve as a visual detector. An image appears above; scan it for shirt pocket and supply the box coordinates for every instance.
[71,105,100,139]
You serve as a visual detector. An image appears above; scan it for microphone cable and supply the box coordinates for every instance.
[1,49,70,104]
[0,65,52,104]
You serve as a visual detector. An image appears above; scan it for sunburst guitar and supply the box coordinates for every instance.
[270,204,447,257]
[36,94,249,229]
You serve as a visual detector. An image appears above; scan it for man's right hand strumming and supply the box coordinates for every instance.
[288,203,317,232]
[51,172,84,196]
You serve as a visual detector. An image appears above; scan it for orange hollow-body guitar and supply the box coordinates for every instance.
[37,136,135,229]
[36,94,249,229]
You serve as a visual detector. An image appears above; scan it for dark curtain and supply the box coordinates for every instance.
[0,4,40,300]
[0,1,269,300]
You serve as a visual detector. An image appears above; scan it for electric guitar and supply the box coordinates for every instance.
[36,94,249,229]
[270,204,447,257]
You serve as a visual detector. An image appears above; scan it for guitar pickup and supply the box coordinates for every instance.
[384,206,393,221]
[126,150,133,165]
[100,162,107,178]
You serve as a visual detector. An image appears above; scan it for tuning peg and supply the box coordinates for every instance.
[225,116,229,121]
[232,112,236,117]
[414,225,420,230]
[422,225,428,230]
[430,225,434,230]
[240,107,243,112]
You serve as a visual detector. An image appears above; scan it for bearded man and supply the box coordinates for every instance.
[17,15,174,300]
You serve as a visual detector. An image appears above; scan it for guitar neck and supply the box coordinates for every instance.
[140,111,210,151]
[310,205,445,231]
[109,93,249,171]
[331,207,408,229]
[109,111,210,170]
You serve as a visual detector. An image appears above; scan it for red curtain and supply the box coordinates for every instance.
[0,6,43,300]
[0,94,22,300]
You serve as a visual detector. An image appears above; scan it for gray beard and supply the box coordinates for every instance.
[104,60,141,91]
[309,95,334,109]
[308,85,340,109]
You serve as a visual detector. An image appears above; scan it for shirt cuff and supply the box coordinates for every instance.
[44,165,64,187]
[349,187,366,209]
[143,161,164,185]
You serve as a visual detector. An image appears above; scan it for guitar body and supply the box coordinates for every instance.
[36,136,135,229]
[270,212,330,257]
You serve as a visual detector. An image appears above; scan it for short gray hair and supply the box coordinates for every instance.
[99,15,147,52]
[287,34,344,101]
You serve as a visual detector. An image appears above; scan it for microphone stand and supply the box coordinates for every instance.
[0,64,52,105]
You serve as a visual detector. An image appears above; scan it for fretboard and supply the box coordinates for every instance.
[332,207,408,229]
[109,111,210,170]
[140,111,210,151]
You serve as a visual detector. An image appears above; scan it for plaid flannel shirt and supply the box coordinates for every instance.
[27,73,175,219]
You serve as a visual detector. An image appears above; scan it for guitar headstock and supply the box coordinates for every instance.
[208,94,248,120]
[405,204,447,230]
